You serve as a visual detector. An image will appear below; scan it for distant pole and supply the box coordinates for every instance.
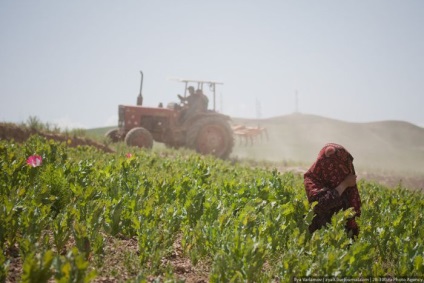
[137,71,144,106]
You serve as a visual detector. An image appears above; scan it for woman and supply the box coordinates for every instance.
[304,143,361,237]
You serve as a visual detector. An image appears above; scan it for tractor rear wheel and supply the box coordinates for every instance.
[105,128,121,143]
[125,127,153,149]
[186,117,234,159]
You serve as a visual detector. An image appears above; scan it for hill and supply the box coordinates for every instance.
[231,113,424,175]
[230,114,424,190]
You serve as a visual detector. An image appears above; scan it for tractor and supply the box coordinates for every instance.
[106,71,234,159]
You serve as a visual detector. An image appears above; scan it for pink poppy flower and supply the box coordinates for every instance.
[27,155,43,167]
[126,153,133,159]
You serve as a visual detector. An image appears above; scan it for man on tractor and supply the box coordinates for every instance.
[178,87,209,122]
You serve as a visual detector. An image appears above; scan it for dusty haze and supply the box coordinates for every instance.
[231,114,424,177]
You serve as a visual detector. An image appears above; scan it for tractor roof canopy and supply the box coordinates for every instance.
[172,78,223,111]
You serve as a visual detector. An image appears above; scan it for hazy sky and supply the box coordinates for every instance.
[1,0,423,129]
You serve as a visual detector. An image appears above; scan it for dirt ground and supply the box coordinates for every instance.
[5,234,209,283]
[0,123,114,153]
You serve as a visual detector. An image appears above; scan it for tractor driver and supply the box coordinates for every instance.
[194,89,209,112]
[178,87,209,122]
[178,86,195,105]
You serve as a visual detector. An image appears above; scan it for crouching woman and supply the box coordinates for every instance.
[304,143,362,238]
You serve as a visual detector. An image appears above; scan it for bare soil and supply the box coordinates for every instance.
[5,234,209,283]
[0,123,114,153]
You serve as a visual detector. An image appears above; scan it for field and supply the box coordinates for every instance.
[1,129,424,282]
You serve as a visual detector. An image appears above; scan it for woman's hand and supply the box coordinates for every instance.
[335,174,357,196]
[343,174,357,187]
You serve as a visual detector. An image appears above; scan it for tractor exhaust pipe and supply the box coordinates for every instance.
[137,71,144,106]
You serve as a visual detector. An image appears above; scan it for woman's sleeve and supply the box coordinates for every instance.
[304,174,343,215]
[341,186,361,237]
[345,185,362,217]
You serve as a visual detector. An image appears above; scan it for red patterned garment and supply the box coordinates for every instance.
[304,143,361,237]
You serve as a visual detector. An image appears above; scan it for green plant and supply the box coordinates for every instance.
[1,136,423,281]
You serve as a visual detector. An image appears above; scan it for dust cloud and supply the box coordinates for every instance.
[230,114,424,184]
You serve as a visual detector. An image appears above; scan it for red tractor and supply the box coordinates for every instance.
[106,71,234,159]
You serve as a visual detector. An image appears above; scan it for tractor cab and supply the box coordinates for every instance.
[175,79,222,111]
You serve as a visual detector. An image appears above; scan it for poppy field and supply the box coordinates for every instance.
[1,135,423,282]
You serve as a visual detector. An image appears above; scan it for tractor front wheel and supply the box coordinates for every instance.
[125,127,153,149]
[105,128,121,143]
